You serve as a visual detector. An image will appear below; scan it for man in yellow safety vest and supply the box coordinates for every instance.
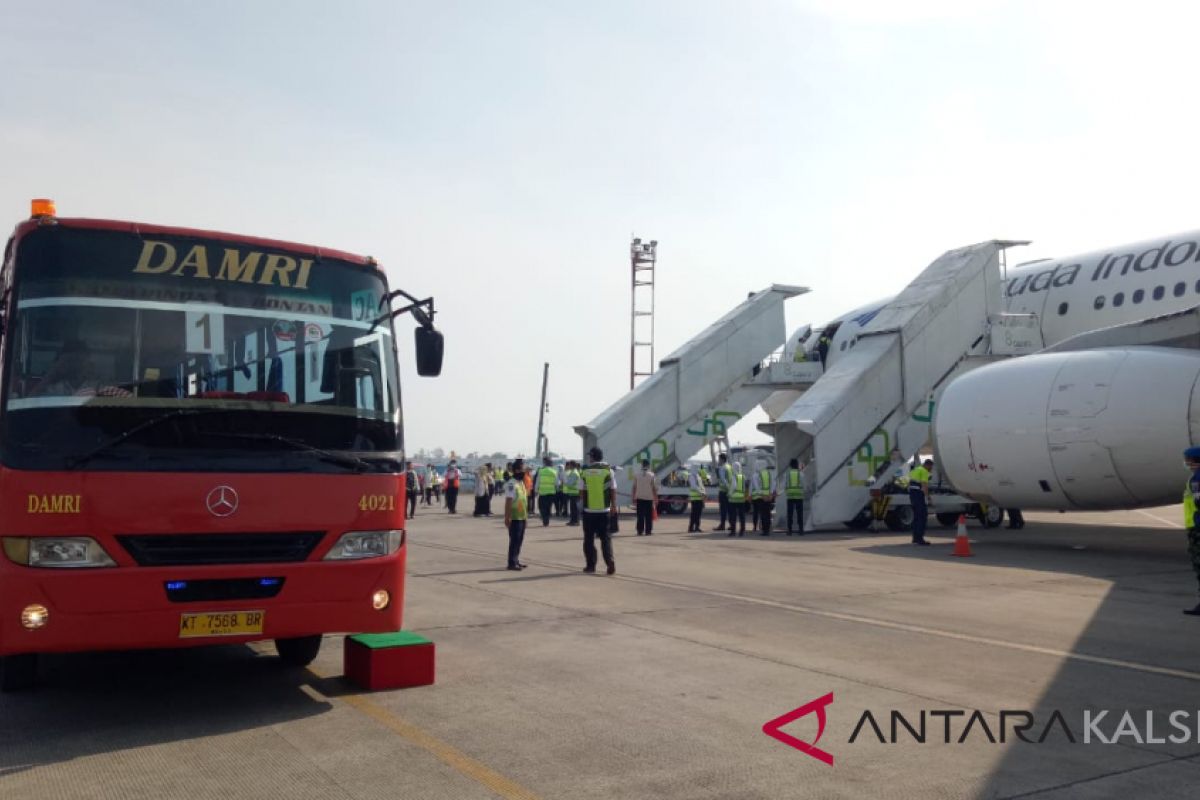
[750,459,775,535]
[784,458,805,536]
[1184,447,1200,615]
[727,462,749,537]
[534,456,559,527]
[580,447,618,575]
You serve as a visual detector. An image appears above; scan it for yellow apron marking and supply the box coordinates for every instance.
[309,667,542,800]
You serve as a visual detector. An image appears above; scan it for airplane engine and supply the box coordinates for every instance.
[933,347,1200,510]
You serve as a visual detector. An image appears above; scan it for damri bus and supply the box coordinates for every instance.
[0,200,442,690]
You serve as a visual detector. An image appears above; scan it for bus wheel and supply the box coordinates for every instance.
[275,635,322,667]
[844,507,872,530]
[885,506,915,532]
[936,512,960,528]
[0,654,37,692]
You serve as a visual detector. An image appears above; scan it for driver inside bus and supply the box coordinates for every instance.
[32,339,102,397]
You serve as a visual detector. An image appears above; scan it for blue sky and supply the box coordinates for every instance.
[3,0,1199,456]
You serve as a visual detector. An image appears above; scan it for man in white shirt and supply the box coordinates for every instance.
[632,459,659,536]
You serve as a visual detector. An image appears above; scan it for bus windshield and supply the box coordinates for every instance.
[2,226,402,472]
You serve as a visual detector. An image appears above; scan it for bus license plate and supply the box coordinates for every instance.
[179,610,265,638]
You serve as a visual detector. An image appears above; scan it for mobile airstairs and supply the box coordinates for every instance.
[576,240,1037,526]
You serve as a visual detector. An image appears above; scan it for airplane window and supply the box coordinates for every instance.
[1112,292,1124,307]
[1153,286,1165,301]
[1093,296,1105,310]
[1133,289,1145,304]
[840,341,847,351]
[1057,302,1069,315]
[1195,279,1200,294]
[1175,282,1187,297]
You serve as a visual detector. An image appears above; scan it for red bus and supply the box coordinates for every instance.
[0,200,442,690]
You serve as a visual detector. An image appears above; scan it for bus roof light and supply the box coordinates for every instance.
[30,199,57,218]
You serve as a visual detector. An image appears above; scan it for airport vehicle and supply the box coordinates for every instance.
[580,228,1200,528]
[0,200,443,690]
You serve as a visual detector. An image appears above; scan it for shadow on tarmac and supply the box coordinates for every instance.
[0,644,331,777]
[854,518,1200,797]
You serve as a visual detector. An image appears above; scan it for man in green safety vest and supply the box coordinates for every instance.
[534,455,560,527]
[908,458,933,545]
[687,464,706,533]
[1183,447,1200,615]
[750,459,775,535]
[562,460,581,526]
[727,461,749,537]
[580,446,618,575]
[784,457,806,535]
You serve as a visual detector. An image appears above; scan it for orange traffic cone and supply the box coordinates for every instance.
[952,515,973,557]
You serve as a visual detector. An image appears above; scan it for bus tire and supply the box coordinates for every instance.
[275,635,322,667]
[666,499,688,516]
[0,654,37,692]
[885,506,915,532]
[844,507,872,530]
[936,512,960,528]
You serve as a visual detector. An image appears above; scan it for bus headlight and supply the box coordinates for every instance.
[2,537,117,568]
[323,530,404,561]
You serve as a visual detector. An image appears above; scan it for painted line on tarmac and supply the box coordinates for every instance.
[413,540,1200,684]
[309,668,542,800]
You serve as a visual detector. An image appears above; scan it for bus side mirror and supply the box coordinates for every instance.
[415,327,443,377]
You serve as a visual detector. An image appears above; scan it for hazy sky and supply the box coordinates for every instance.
[3,0,1199,457]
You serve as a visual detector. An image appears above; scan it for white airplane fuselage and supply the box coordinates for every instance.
[796,231,1200,512]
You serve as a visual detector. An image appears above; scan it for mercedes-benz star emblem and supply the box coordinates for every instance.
[206,485,239,517]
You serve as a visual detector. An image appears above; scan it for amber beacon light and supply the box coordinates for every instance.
[30,198,56,218]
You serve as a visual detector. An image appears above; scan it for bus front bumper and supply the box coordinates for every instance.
[0,552,405,657]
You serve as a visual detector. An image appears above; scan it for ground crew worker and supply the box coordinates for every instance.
[563,460,581,526]
[580,447,617,574]
[687,464,705,533]
[751,459,775,535]
[1005,509,1025,529]
[1183,447,1200,615]
[555,462,567,518]
[727,462,748,536]
[784,458,805,535]
[504,459,529,571]
[405,463,420,518]
[424,464,437,506]
[715,454,733,531]
[908,458,933,545]
[817,333,832,366]
[534,456,559,527]
[632,459,658,535]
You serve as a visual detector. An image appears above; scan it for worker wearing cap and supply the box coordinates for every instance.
[580,446,617,575]
[1183,447,1200,615]
[504,459,530,571]
[908,458,933,545]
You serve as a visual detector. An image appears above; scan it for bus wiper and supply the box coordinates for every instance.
[67,409,233,469]
[196,432,371,472]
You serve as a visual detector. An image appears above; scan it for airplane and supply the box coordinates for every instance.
[785,230,1200,514]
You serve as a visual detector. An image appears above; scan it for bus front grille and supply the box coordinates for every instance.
[116,532,325,566]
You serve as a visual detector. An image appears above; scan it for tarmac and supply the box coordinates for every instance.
[3,503,1200,799]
